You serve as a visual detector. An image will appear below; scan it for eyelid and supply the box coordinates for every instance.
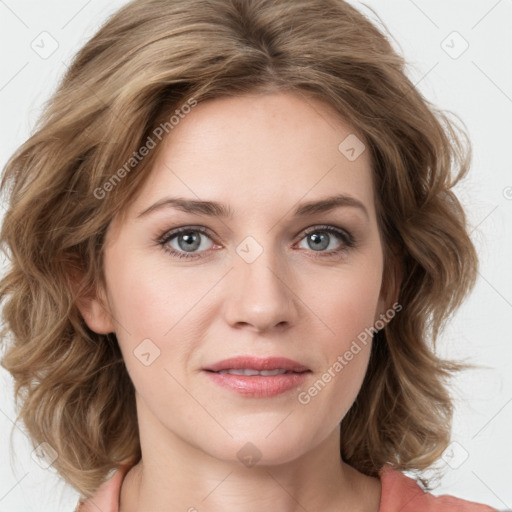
[158,224,351,245]
[300,224,354,244]
[157,223,356,259]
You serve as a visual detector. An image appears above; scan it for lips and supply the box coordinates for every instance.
[203,356,311,398]
[203,356,310,373]
[217,368,290,376]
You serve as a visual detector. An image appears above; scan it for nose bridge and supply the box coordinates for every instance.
[224,235,297,331]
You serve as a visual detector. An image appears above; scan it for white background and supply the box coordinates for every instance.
[0,1,511,510]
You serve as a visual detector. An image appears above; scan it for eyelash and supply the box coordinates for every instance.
[156,224,356,260]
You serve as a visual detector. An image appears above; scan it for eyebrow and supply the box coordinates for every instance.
[136,194,369,220]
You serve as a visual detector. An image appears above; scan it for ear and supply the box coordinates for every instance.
[66,260,115,335]
[375,244,402,325]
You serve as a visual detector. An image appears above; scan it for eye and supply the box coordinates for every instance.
[157,224,356,260]
[158,226,216,260]
[296,225,355,258]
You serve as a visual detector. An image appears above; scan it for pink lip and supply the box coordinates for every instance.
[203,356,309,372]
[203,356,311,398]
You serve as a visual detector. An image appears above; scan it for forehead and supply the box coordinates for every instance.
[125,91,376,223]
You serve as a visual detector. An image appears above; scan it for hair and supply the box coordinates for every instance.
[0,0,479,499]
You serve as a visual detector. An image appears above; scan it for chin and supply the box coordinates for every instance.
[201,422,319,468]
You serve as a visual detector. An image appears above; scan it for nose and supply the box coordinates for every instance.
[222,247,299,334]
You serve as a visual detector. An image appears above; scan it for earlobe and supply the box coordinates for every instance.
[376,247,403,326]
[67,262,115,335]
[76,290,116,335]
[387,254,402,307]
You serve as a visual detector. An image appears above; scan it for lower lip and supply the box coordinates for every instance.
[204,371,310,397]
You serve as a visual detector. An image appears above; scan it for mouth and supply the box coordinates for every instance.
[203,356,310,373]
[203,356,311,397]
[213,368,302,376]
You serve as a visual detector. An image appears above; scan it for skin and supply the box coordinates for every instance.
[78,91,398,512]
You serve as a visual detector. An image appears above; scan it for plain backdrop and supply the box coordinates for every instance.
[0,1,511,510]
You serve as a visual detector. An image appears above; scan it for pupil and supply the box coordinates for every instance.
[310,232,328,251]
[179,232,200,251]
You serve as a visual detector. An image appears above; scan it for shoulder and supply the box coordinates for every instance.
[378,464,498,512]
[74,461,500,512]
[75,463,133,512]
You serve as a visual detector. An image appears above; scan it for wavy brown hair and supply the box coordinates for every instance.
[0,0,478,499]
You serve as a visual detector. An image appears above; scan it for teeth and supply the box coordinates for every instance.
[260,369,287,376]
[218,368,289,376]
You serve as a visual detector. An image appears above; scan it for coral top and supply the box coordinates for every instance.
[75,462,498,511]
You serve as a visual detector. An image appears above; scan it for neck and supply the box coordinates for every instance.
[119,397,381,512]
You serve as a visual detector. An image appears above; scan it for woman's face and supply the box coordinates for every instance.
[85,91,389,465]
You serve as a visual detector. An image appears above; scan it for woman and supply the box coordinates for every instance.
[0,0,499,510]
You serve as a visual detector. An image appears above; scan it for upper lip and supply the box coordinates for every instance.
[203,356,310,373]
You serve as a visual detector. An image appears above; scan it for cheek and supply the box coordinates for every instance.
[297,278,377,432]
[299,257,382,410]
[103,252,217,392]
[316,260,383,352]
[102,254,183,378]
[105,251,190,336]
